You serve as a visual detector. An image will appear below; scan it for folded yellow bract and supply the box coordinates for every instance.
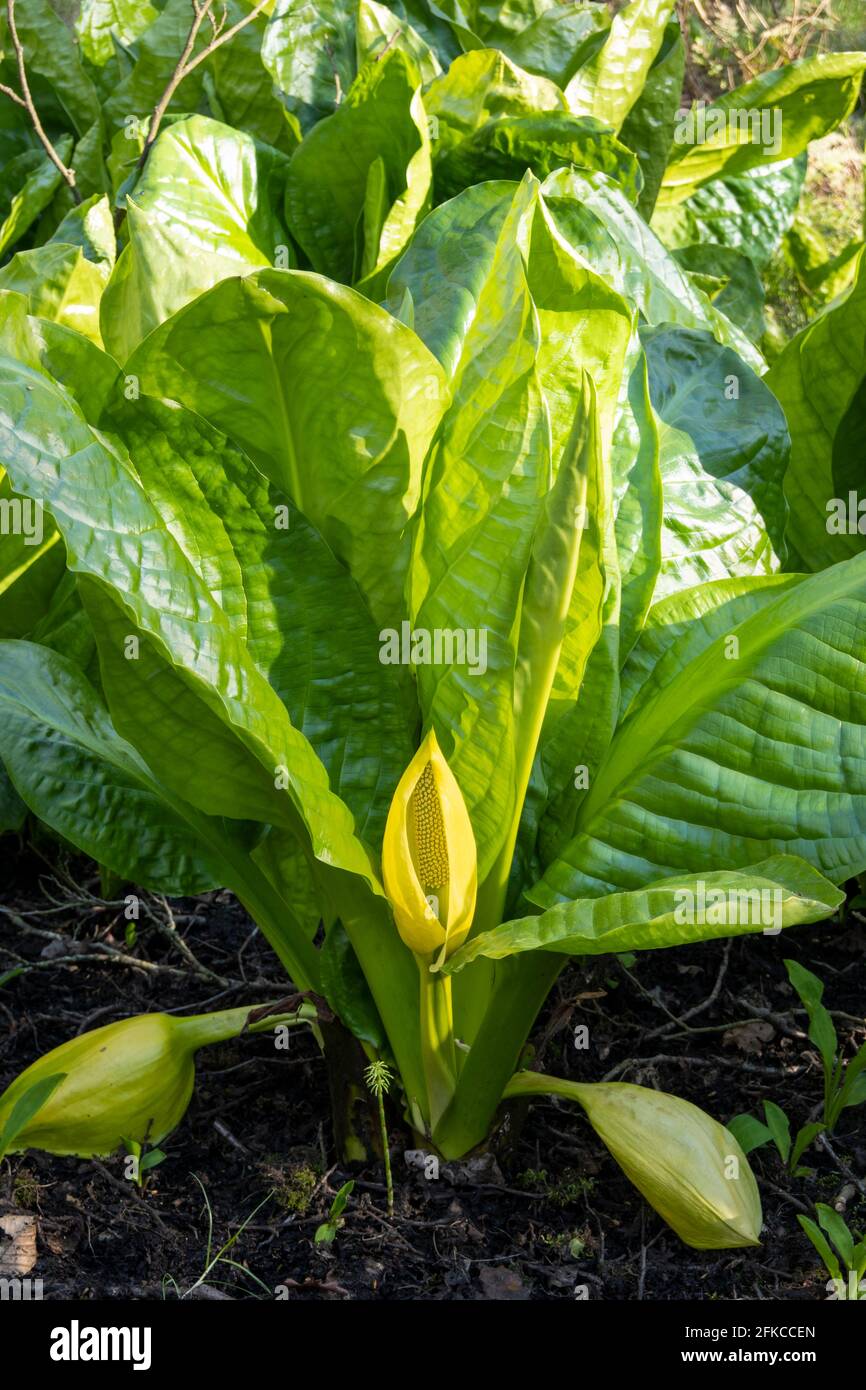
[577,1082,763,1250]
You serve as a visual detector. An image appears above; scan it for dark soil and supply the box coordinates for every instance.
[1,837,864,1302]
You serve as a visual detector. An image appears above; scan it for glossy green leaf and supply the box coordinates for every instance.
[672,244,765,344]
[0,141,72,258]
[262,0,356,133]
[208,11,298,152]
[532,557,866,903]
[127,269,447,631]
[766,246,866,570]
[642,324,788,598]
[565,0,677,133]
[445,856,843,970]
[619,17,684,218]
[0,358,382,903]
[485,2,609,87]
[10,0,100,136]
[435,112,642,203]
[50,195,116,271]
[542,168,764,371]
[99,392,416,843]
[101,116,291,362]
[102,0,210,133]
[660,53,866,206]
[425,48,565,159]
[0,640,223,893]
[0,244,108,346]
[285,50,431,288]
[652,156,806,272]
[357,0,443,83]
[76,0,159,66]
[0,464,65,639]
[0,291,121,420]
[617,573,801,723]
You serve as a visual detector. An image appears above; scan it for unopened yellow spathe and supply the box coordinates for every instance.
[578,1082,763,1249]
[382,728,477,958]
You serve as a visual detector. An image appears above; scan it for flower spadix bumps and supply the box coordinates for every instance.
[0,1007,266,1159]
[382,729,477,958]
[577,1083,762,1250]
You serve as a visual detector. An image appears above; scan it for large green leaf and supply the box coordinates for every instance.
[531,558,866,903]
[659,53,866,206]
[262,0,356,134]
[565,0,677,133]
[652,156,806,272]
[75,0,159,67]
[127,269,447,630]
[672,244,765,345]
[101,116,291,362]
[608,337,662,664]
[542,168,764,372]
[50,195,116,273]
[406,178,544,883]
[0,142,72,258]
[0,291,120,420]
[208,11,296,151]
[435,112,642,203]
[425,47,565,159]
[388,177,633,447]
[0,357,381,901]
[766,246,866,571]
[445,856,843,970]
[485,2,609,87]
[0,244,108,346]
[0,640,223,894]
[642,324,789,597]
[100,392,416,844]
[285,50,431,288]
[357,0,443,83]
[619,17,684,219]
[401,177,632,893]
[617,573,802,724]
[0,461,65,641]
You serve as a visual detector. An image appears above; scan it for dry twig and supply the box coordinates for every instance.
[0,0,80,202]
[136,0,270,173]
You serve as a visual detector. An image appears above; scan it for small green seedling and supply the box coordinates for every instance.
[122,1136,167,1189]
[314,1180,355,1246]
[728,1100,825,1177]
[798,1205,866,1300]
[729,960,866,1166]
[785,959,866,1132]
[365,1059,395,1216]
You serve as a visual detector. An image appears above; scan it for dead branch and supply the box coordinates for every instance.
[2,0,80,202]
[136,0,270,173]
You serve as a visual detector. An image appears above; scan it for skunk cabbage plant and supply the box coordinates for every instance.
[0,0,864,1250]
